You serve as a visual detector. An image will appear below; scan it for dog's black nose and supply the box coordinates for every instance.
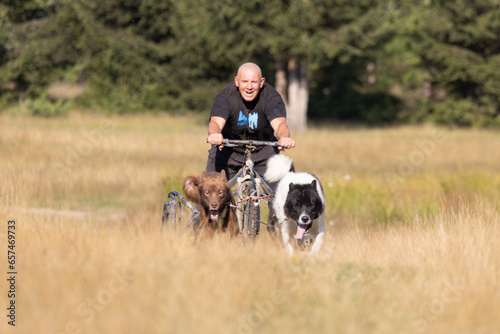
[301,216,310,223]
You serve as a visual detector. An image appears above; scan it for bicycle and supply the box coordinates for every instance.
[161,139,285,241]
[219,139,286,241]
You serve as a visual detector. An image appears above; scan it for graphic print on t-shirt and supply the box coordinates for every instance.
[237,110,258,130]
[237,110,247,126]
[248,112,258,130]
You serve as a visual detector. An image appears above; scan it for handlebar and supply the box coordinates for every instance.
[223,139,285,148]
[207,138,286,148]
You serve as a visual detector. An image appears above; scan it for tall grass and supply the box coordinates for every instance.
[0,113,499,334]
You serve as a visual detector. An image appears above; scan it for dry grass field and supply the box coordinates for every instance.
[1,112,500,334]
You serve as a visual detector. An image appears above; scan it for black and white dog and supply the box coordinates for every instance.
[265,155,325,255]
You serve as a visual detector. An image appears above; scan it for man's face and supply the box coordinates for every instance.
[235,69,265,102]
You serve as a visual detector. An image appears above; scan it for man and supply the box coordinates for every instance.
[206,62,295,180]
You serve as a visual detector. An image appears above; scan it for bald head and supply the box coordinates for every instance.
[237,62,263,79]
[235,62,265,102]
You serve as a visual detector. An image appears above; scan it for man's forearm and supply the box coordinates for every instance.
[275,123,290,140]
[208,120,222,135]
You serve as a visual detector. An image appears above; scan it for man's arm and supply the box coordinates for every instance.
[270,117,295,149]
[207,116,226,145]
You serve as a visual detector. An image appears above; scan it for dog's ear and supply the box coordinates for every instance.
[288,182,295,191]
[219,169,226,180]
[311,180,317,189]
[201,171,208,179]
[182,175,201,204]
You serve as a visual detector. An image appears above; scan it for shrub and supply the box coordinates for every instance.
[26,94,69,117]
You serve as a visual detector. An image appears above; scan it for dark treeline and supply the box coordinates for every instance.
[1,0,499,127]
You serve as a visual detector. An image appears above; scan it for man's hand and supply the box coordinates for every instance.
[278,137,295,150]
[207,133,224,145]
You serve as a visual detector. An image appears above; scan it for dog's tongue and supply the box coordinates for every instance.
[294,225,307,239]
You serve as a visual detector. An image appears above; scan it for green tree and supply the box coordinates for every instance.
[354,0,500,126]
[170,0,383,130]
[2,0,499,127]
[0,0,183,113]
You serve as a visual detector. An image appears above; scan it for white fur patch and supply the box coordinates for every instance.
[264,154,294,183]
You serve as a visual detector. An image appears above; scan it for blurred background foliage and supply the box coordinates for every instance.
[1,0,499,126]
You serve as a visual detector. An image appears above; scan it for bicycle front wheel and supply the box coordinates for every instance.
[238,179,260,240]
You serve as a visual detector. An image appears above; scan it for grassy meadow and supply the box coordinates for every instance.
[1,112,500,334]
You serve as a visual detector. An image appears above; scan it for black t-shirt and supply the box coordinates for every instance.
[210,81,287,143]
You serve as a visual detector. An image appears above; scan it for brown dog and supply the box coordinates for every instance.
[182,170,238,236]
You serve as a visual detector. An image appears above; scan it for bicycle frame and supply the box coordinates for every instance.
[223,140,284,237]
[227,147,267,230]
